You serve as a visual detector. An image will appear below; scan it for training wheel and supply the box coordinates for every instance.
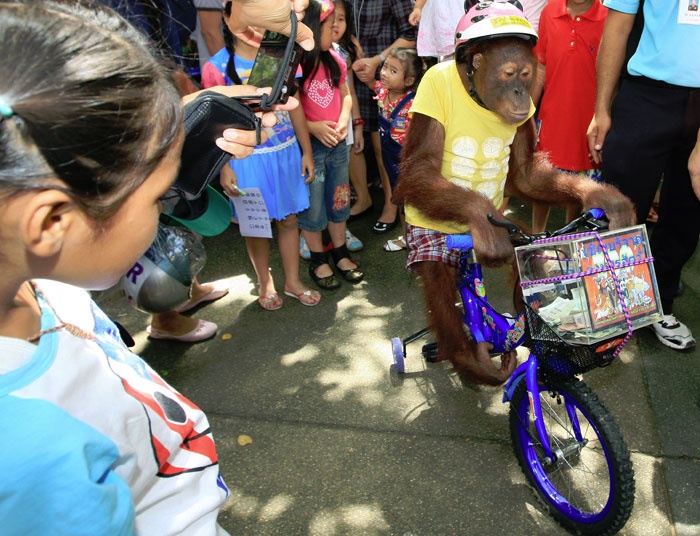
[391,337,405,374]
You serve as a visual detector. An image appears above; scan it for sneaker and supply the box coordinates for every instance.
[651,314,696,350]
[299,236,310,260]
[345,228,363,252]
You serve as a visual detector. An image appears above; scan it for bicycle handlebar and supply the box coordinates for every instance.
[488,208,609,246]
[445,234,474,250]
[446,209,609,252]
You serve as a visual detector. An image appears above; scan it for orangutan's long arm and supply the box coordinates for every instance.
[506,123,636,229]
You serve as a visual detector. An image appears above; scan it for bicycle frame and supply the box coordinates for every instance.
[455,242,575,464]
[455,247,525,354]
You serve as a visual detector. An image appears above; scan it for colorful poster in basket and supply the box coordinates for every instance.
[576,227,661,332]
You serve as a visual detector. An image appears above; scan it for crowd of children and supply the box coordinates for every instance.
[197,0,425,297]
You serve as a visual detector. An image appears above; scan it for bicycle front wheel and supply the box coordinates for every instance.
[509,378,635,535]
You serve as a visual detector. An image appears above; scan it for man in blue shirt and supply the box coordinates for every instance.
[587,0,700,350]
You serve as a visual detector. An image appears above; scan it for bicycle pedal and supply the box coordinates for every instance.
[422,341,439,362]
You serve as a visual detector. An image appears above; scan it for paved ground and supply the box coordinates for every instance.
[97,197,699,536]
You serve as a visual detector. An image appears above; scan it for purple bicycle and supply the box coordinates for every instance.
[391,209,635,535]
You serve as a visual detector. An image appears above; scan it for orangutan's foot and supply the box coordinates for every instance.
[453,350,517,386]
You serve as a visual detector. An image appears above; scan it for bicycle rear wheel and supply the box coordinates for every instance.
[509,378,635,535]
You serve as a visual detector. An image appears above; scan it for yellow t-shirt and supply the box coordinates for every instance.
[404,61,535,234]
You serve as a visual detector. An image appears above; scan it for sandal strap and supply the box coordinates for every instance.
[330,244,351,263]
[309,250,329,269]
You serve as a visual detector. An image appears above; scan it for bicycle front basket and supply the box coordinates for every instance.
[523,303,626,377]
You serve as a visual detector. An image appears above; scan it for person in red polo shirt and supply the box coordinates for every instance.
[529,0,607,233]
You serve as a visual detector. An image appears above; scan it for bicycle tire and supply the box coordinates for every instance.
[509,378,635,535]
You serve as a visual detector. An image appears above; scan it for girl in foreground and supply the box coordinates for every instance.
[0,1,292,532]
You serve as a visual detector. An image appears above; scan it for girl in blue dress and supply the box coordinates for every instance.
[202,1,320,309]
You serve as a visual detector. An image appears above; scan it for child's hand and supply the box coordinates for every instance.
[408,8,421,26]
[301,153,315,184]
[308,120,341,148]
[220,166,244,197]
[334,122,348,141]
[353,128,365,153]
[352,58,377,84]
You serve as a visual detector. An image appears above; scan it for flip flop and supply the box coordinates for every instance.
[147,319,218,342]
[175,281,230,313]
[383,237,406,252]
[258,292,283,311]
[284,289,321,307]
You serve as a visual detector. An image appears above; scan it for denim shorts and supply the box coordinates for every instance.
[297,138,351,232]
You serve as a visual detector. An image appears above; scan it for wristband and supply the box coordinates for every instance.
[352,118,365,127]
[378,53,386,64]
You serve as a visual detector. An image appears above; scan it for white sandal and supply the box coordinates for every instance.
[383,236,406,252]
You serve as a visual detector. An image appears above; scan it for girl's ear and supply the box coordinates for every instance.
[22,190,79,258]
[405,75,416,89]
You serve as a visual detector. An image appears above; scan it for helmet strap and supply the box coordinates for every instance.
[466,61,489,111]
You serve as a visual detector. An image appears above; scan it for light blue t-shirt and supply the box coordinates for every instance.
[0,280,228,535]
[0,396,135,536]
[604,0,700,87]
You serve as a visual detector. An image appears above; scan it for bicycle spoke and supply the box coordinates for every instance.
[536,391,611,514]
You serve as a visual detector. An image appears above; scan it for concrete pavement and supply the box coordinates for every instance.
[97,198,700,536]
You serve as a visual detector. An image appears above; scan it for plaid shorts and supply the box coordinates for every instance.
[405,225,461,272]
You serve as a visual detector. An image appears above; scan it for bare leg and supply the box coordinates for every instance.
[349,148,372,216]
[149,308,217,341]
[151,277,216,333]
[245,236,281,309]
[371,131,398,224]
[532,201,551,234]
[383,212,407,250]
[188,277,216,302]
[277,215,320,302]
[151,310,200,335]
[173,275,230,314]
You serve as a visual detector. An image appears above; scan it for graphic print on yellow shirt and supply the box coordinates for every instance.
[404,61,535,235]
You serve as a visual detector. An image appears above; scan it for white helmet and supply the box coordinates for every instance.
[121,225,206,313]
[455,1,538,51]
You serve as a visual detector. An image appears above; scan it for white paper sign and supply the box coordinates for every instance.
[229,187,272,238]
